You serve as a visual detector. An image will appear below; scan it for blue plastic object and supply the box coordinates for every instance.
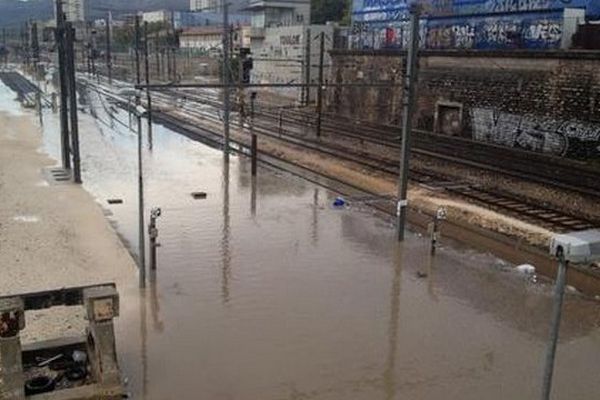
[333,197,347,207]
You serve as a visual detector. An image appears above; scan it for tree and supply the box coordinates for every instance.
[311,0,353,25]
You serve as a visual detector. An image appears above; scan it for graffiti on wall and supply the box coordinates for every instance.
[426,23,476,48]
[489,0,553,13]
[351,10,564,50]
[470,108,600,157]
[352,0,593,21]
[426,13,563,49]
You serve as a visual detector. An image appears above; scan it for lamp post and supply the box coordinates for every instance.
[542,229,600,400]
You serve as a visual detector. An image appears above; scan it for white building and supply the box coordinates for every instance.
[190,0,219,12]
[242,0,310,29]
[251,24,333,102]
[142,10,173,25]
[55,0,85,22]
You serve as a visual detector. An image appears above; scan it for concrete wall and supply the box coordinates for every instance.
[328,49,600,158]
[251,24,334,101]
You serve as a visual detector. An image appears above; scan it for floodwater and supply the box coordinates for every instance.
[6,79,600,399]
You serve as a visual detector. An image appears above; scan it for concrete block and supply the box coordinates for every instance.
[83,286,119,322]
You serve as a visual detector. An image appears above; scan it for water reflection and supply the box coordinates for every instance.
[250,175,257,217]
[384,244,403,400]
[221,154,231,305]
[149,271,164,333]
[426,252,439,303]
[311,188,319,246]
[139,288,148,399]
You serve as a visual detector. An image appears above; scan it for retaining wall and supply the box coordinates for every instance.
[328,49,600,158]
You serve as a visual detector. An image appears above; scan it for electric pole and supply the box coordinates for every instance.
[155,30,160,78]
[316,31,325,138]
[66,22,81,184]
[222,1,230,154]
[2,28,6,66]
[31,22,39,78]
[135,15,146,288]
[106,13,112,85]
[396,4,421,241]
[541,249,569,400]
[144,21,153,149]
[304,28,311,106]
[55,0,71,170]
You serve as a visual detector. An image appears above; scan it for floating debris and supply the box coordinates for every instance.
[515,264,536,275]
[332,197,347,208]
[191,192,208,200]
[13,215,40,223]
[107,199,124,205]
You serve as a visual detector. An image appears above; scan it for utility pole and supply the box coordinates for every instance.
[316,31,325,138]
[541,249,569,400]
[172,47,177,81]
[250,91,257,176]
[166,46,171,80]
[106,13,112,85]
[155,30,160,78]
[2,28,7,66]
[22,22,29,69]
[86,43,91,75]
[65,22,81,184]
[304,28,311,106]
[135,16,146,288]
[55,0,71,170]
[222,1,230,154]
[396,4,421,241]
[144,22,153,149]
[90,31,97,83]
[31,22,39,78]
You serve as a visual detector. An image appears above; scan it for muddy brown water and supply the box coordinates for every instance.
[13,84,600,399]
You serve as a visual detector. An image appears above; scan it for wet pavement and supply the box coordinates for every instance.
[3,79,600,399]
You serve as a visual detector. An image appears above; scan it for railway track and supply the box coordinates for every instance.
[256,105,600,198]
[0,71,51,107]
[78,77,600,232]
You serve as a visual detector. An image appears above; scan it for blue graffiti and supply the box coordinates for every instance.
[353,0,596,20]
[351,10,565,50]
[424,12,563,49]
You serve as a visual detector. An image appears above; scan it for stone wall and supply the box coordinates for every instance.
[327,49,600,158]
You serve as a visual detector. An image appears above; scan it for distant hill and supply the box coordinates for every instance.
[0,0,53,27]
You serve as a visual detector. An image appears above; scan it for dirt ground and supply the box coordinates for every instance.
[0,111,137,343]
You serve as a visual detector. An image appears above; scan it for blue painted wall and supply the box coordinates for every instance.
[425,11,563,49]
[352,0,597,22]
[351,0,596,49]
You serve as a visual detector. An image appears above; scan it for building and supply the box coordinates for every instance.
[251,24,334,101]
[236,0,334,102]
[242,0,311,29]
[350,0,600,50]
[54,0,85,23]
[179,26,244,53]
[175,11,251,29]
[142,10,174,25]
[191,0,219,12]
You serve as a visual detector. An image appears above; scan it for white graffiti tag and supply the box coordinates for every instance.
[470,108,600,156]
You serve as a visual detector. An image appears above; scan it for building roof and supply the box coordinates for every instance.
[241,0,309,11]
